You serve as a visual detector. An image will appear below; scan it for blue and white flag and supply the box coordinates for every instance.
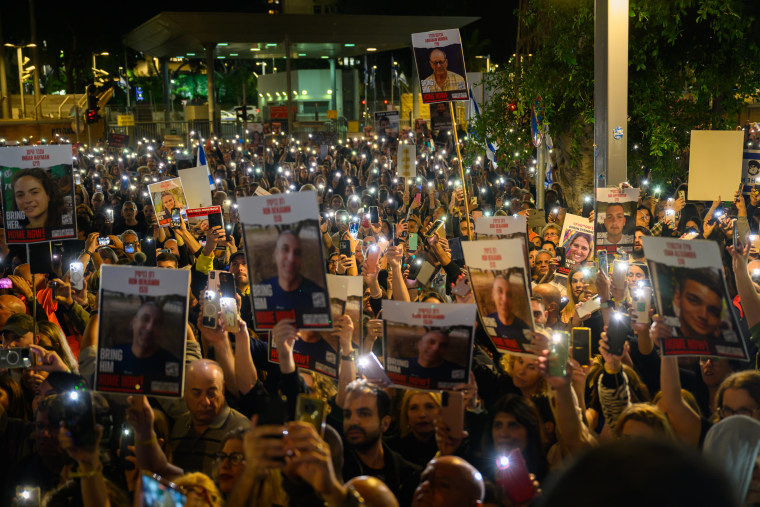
[468,87,497,166]
[197,144,214,191]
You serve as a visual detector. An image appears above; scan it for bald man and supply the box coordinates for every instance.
[347,476,400,507]
[412,456,485,507]
[0,295,26,329]
[533,283,563,330]
[420,48,466,94]
[169,359,251,475]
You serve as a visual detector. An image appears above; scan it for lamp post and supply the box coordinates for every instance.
[257,62,267,75]
[475,54,491,73]
[4,43,36,118]
[92,52,109,85]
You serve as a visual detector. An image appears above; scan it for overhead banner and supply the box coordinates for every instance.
[0,144,77,244]
[688,130,744,201]
[411,28,469,104]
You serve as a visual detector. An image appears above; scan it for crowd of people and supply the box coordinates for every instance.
[0,121,758,507]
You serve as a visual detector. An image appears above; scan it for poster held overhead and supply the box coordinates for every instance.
[594,187,639,257]
[148,178,188,227]
[95,265,190,397]
[411,29,469,104]
[374,111,400,139]
[558,213,595,275]
[0,144,77,244]
[463,238,537,355]
[687,130,744,201]
[179,166,214,208]
[642,236,749,360]
[382,300,476,391]
[238,191,331,331]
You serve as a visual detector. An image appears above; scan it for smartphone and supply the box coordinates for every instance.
[295,395,327,437]
[408,232,419,251]
[74,173,81,185]
[612,259,628,290]
[440,391,465,438]
[258,394,289,427]
[220,297,240,333]
[548,331,570,377]
[424,219,445,238]
[555,246,566,267]
[415,261,437,286]
[357,353,391,387]
[218,272,236,299]
[339,240,353,257]
[171,208,181,229]
[571,327,592,367]
[120,423,136,471]
[105,208,114,224]
[349,221,359,239]
[607,312,629,356]
[62,388,96,447]
[581,196,594,218]
[0,347,32,368]
[69,262,85,291]
[365,244,382,274]
[734,225,743,248]
[575,296,601,319]
[369,206,379,224]
[0,277,12,289]
[494,449,536,505]
[208,211,224,231]
[201,290,220,329]
[451,276,471,298]
[597,250,609,275]
[630,286,652,325]
[124,242,136,255]
[413,193,422,205]
[141,473,187,507]
[98,236,111,247]
[678,190,686,201]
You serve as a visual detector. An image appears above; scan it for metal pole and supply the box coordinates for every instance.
[205,44,217,135]
[449,102,472,240]
[124,49,131,109]
[75,105,80,144]
[594,0,629,190]
[0,16,9,119]
[161,57,171,123]
[329,58,337,111]
[16,47,25,118]
[536,142,545,210]
[285,36,293,135]
[363,55,368,127]
[242,80,247,137]
[29,0,41,120]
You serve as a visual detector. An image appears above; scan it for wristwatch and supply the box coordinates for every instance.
[600,300,616,310]
[340,350,357,362]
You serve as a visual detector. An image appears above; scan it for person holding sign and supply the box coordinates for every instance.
[486,274,531,344]
[421,49,466,94]
[262,229,324,311]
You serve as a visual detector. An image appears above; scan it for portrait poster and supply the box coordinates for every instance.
[558,213,595,275]
[594,187,639,256]
[429,102,453,132]
[95,265,190,397]
[642,236,749,360]
[741,149,760,195]
[687,130,743,201]
[474,214,530,271]
[186,206,223,239]
[267,275,362,378]
[463,239,536,355]
[374,111,400,139]
[382,300,476,390]
[411,28,469,104]
[239,191,331,331]
[0,144,76,244]
[149,177,188,227]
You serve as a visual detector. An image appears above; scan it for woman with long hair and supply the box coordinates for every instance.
[10,168,65,229]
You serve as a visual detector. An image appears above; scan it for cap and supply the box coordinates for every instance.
[229,251,246,265]
[1,313,35,337]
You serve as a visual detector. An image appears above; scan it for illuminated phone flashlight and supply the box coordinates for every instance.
[582,267,591,278]
[497,456,510,469]
[357,355,370,368]
[641,179,649,186]
[654,186,661,194]
[584,195,592,203]
[613,311,624,321]
[714,210,724,217]
[666,209,675,216]
[616,261,628,271]
[69,391,80,401]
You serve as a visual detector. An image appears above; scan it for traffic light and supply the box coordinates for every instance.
[85,108,100,124]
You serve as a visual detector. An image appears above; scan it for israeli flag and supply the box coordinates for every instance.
[197,144,214,191]
[469,87,497,167]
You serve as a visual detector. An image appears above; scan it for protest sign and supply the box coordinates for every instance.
[411,29,469,104]
[95,265,190,396]
[463,239,536,355]
[687,130,744,201]
[374,111,400,139]
[239,191,331,330]
[643,236,748,360]
[595,187,639,256]
[0,144,76,244]
[179,166,214,208]
[268,275,361,378]
[558,213,594,274]
[397,144,416,179]
[149,177,188,227]
[429,102,453,132]
[741,149,760,194]
[474,214,527,239]
[185,206,223,239]
[382,300,476,390]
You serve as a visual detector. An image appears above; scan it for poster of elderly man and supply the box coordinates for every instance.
[239,191,331,331]
[411,28,469,104]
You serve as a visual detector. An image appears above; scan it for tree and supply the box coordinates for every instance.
[466,0,760,212]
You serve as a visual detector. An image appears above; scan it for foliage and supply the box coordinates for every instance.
[465,0,760,186]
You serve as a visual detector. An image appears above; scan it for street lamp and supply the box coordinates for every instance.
[475,54,491,73]
[256,62,267,75]
[92,52,110,85]
[4,43,36,119]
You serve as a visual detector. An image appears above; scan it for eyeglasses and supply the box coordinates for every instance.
[718,405,760,419]
[214,452,245,465]
[430,59,447,66]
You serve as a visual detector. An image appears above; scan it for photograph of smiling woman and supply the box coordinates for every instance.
[10,167,66,229]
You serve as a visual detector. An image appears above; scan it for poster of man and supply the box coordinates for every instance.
[741,150,760,194]
[149,177,188,227]
[268,275,361,378]
[411,29,469,104]
[595,187,639,255]
[382,300,476,390]
[429,102,453,133]
[559,213,595,275]
[642,236,749,360]
[239,191,331,330]
[463,238,536,355]
[95,265,190,396]
[0,144,76,244]
[374,111,400,139]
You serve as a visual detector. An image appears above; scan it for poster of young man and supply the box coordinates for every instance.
[382,300,476,390]
[429,102,453,133]
[239,191,331,330]
[642,236,749,360]
[741,150,760,194]
[374,111,400,139]
[95,265,190,396]
[149,177,188,227]
[267,275,361,378]
[595,187,639,256]
[411,29,469,104]
[186,206,223,240]
[0,144,76,244]
[463,238,537,355]
[559,213,595,275]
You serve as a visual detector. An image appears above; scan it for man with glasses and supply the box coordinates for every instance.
[715,370,760,422]
[421,48,466,94]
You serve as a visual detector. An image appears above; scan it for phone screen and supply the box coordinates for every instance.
[369,206,379,224]
[171,208,181,229]
[349,221,359,238]
[141,473,187,507]
[218,272,236,299]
